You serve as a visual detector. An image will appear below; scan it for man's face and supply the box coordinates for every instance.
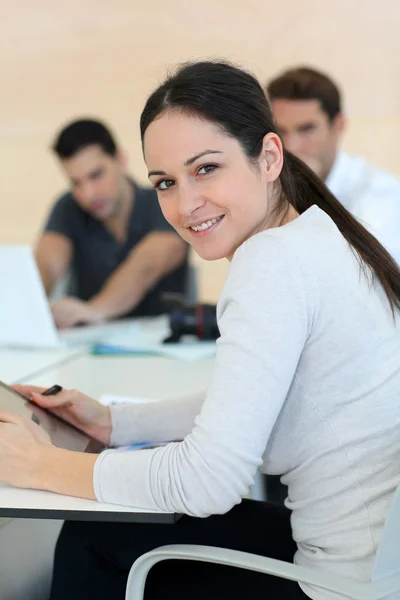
[270,98,344,180]
[61,145,126,220]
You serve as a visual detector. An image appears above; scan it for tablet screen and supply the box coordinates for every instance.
[0,381,104,453]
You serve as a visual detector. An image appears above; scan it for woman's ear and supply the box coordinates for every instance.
[261,132,283,183]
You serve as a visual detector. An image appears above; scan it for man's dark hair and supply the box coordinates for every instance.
[52,118,118,159]
[267,67,342,122]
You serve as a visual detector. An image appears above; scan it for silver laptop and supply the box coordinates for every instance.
[0,245,135,348]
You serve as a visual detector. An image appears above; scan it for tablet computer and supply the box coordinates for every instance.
[0,381,104,453]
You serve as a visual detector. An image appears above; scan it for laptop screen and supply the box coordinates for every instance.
[0,246,60,348]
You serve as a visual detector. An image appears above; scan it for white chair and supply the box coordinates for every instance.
[125,483,400,600]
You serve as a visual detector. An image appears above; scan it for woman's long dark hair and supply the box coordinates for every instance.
[140,60,400,313]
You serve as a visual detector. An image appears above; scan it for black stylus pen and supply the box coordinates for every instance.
[42,385,63,396]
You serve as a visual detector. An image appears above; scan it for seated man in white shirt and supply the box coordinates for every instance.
[267,67,400,264]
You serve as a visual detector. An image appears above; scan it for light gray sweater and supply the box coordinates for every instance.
[94,206,400,600]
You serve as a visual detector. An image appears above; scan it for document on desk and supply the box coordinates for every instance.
[60,320,140,346]
[89,315,217,360]
[100,394,156,406]
[0,483,179,524]
[91,330,216,361]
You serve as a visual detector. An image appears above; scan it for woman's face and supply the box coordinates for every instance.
[143,110,284,261]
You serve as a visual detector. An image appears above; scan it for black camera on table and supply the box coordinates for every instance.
[162,295,219,344]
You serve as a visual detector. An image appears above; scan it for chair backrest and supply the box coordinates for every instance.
[372,482,400,580]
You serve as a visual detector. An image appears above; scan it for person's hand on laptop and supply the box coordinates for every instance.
[51,297,104,329]
[12,385,112,445]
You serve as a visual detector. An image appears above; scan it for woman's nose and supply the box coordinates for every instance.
[177,182,205,216]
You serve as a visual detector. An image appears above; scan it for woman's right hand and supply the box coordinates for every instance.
[12,385,112,446]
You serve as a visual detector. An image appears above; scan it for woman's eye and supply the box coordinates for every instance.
[198,164,217,175]
[156,179,175,191]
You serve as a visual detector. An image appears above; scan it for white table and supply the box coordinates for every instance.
[0,345,215,523]
[0,346,85,385]
[0,345,88,600]
[28,352,214,400]
[0,483,180,524]
[0,319,266,600]
[0,332,215,600]
[0,316,142,385]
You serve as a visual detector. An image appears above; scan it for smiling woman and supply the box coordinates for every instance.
[140,61,400,310]
[143,112,289,261]
[4,61,400,600]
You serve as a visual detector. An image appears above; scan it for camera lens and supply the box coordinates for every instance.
[164,304,219,343]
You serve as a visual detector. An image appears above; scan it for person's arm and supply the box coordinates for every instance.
[0,410,98,499]
[0,387,204,498]
[87,231,187,319]
[36,447,98,500]
[50,231,187,328]
[109,391,206,446]
[36,194,78,296]
[0,234,313,516]
[35,232,73,295]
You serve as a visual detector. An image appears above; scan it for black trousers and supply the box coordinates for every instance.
[49,500,309,600]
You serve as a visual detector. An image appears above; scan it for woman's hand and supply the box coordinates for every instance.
[12,385,112,445]
[0,409,53,488]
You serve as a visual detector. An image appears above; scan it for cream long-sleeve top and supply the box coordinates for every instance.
[94,206,400,600]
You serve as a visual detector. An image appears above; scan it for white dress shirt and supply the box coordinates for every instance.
[326,151,400,264]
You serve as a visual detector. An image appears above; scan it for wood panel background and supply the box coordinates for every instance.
[1,0,399,300]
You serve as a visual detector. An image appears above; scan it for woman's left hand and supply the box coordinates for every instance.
[0,409,53,489]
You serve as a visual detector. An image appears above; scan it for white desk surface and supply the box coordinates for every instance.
[27,352,214,400]
[0,346,85,385]
[0,484,178,524]
[0,321,215,522]
[0,317,143,385]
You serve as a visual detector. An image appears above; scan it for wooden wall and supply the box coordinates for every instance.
[2,0,399,300]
